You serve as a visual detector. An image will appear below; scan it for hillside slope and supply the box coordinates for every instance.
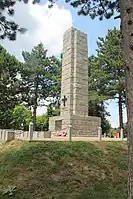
[0,141,127,199]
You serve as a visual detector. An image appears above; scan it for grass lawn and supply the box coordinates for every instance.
[0,140,127,199]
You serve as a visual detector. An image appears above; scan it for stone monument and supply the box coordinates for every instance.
[49,27,101,137]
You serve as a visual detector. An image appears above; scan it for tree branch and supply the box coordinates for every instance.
[114,15,121,19]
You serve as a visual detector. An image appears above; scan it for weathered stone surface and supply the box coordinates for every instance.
[49,27,101,137]
[0,130,15,141]
[6,131,15,141]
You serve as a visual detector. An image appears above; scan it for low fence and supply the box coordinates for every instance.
[0,130,51,142]
[0,123,125,142]
[0,130,15,141]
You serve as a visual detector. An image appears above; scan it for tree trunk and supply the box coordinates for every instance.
[88,101,97,116]
[33,82,38,131]
[33,102,37,131]
[118,92,123,129]
[119,1,133,198]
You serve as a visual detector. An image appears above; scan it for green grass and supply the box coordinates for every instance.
[0,140,127,199]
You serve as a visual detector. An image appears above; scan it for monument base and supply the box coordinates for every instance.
[49,115,101,137]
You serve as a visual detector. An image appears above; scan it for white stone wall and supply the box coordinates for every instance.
[0,129,51,141]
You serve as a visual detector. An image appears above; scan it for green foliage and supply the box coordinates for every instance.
[36,115,48,131]
[88,55,111,102]
[28,107,60,131]
[108,127,116,137]
[37,106,60,131]
[50,0,118,20]
[12,104,32,130]
[102,117,111,135]
[21,43,61,128]
[89,101,111,134]
[71,0,118,19]
[0,0,119,40]
[88,29,125,102]
[0,45,21,128]
[25,109,32,128]
[96,28,125,128]
[47,106,60,117]
[0,43,61,129]
[99,103,111,135]
[12,105,26,129]
[88,56,111,134]
[89,28,125,129]
[96,28,125,100]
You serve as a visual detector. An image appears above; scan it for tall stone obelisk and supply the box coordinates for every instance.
[49,27,101,136]
[61,27,89,117]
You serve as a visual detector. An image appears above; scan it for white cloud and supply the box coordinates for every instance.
[1,1,72,116]
[1,1,73,60]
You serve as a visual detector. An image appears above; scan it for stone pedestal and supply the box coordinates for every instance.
[49,115,101,137]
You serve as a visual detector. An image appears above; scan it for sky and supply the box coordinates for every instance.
[1,0,127,127]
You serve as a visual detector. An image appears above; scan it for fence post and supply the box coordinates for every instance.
[2,130,6,141]
[4,131,14,141]
[98,127,102,141]
[0,130,2,140]
[104,133,106,138]
[29,122,33,141]
[68,125,72,141]
[120,128,124,140]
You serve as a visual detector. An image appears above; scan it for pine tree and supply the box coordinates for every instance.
[20,43,61,129]
[96,28,125,129]
[88,55,111,134]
